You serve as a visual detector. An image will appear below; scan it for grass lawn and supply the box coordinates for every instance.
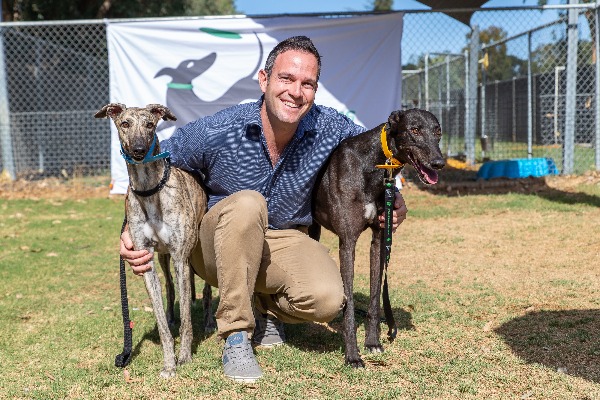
[1,174,600,399]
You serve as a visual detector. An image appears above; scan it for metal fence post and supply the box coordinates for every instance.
[527,30,533,159]
[563,0,579,174]
[595,4,600,170]
[467,26,480,165]
[0,20,15,180]
[425,53,429,110]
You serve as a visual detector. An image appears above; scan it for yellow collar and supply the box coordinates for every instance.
[376,124,403,171]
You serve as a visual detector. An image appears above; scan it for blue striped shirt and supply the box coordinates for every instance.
[161,98,365,229]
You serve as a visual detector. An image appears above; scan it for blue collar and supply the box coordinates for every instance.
[120,134,170,165]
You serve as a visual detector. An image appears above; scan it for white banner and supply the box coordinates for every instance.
[106,13,403,194]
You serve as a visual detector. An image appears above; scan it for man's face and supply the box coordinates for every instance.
[258,49,319,128]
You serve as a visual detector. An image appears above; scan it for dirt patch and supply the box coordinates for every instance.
[0,176,115,200]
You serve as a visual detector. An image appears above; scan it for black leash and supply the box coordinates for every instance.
[115,215,133,367]
[382,178,398,342]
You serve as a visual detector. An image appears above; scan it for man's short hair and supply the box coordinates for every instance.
[263,36,321,82]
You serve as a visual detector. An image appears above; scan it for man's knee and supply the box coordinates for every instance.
[223,190,268,227]
[310,279,345,323]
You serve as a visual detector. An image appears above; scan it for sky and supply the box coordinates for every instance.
[234,0,566,16]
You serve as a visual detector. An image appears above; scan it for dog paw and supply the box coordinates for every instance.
[177,353,192,366]
[365,344,384,354]
[159,367,176,379]
[345,356,365,368]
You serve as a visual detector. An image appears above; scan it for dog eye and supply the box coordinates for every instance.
[121,121,130,128]
[146,122,154,129]
[410,127,420,135]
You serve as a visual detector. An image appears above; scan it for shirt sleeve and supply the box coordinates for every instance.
[160,118,208,173]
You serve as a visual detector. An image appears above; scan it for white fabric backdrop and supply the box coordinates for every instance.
[106,13,403,194]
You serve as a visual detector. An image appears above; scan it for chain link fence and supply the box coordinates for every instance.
[1,4,599,180]
[0,21,109,179]
[401,4,600,174]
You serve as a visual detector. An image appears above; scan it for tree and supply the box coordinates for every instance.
[1,0,237,21]
[371,0,393,12]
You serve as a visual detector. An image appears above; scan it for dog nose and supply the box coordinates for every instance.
[131,145,147,158]
[431,158,445,170]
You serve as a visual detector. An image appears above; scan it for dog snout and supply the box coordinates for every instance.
[131,144,149,159]
[431,157,445,170]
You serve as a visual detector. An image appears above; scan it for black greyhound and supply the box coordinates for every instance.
[310,108,445,368]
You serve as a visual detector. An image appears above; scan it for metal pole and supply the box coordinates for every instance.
[595,4,600,170]
[563,0,579,174]
[554,66,565,145]
[0,6,15,180]
[464,49,469,159]
[512,77,517,142]
[467,26,480,165]
[446,55,451,156]
[527,31,533,159]
[425,53,429,111]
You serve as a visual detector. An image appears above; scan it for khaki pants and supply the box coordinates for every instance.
[190,190,345,338]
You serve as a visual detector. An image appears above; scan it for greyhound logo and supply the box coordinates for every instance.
[154,30,264,132]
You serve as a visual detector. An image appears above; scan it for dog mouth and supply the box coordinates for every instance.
[407,152,439,185]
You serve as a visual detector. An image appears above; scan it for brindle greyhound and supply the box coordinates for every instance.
[95,103,215,378]
[310,108,444,368]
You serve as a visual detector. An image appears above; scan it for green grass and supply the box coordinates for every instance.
[1,181,600,399]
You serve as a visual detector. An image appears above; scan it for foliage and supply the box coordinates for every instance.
[371,0,393,12]
[1,0,237,21]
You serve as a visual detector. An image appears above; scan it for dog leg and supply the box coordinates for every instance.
[202,282,216,333]
[143,264,177,378]
[364,228,384,353]
[339,236,365,368]
[174,258,193,365]
[158,253,176,327]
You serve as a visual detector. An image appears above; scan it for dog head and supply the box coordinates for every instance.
[386,108,445,185]
[94,103,176,163]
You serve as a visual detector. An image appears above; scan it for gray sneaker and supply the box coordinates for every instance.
[253,313,286,347]
[222,331,263,383]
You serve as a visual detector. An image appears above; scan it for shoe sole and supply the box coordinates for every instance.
[226,374,262,383]
[252,340,285,348]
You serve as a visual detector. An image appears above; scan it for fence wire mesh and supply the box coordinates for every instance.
[1,22,109,179]
[1,5,599,179]
[401,5,600,174]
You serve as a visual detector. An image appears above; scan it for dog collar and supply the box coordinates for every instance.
[121,134,170,165]
[129,157,171,197]
[376,124,403,172]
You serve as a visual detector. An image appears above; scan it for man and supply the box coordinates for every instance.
[120,36,407,382]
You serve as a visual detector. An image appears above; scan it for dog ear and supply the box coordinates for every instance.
[146,104,177,121]
[387,110,407,137]
[94,103,126,119]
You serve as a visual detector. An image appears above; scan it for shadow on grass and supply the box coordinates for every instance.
[117,292,218,366]
[495,309,600,383]
[285,291,415,354]
[407,165,600,208]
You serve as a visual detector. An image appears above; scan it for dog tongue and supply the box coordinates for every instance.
[419,164,439,184]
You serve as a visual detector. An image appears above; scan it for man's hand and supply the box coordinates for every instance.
[120,226,153,275]
[378,191,407,233]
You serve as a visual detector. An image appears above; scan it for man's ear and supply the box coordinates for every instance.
[258,69,268,94]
